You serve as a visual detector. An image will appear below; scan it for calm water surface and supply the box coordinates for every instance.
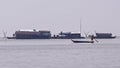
[0,38,120,68]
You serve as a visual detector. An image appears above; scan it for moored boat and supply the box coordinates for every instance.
[71,39,94,43]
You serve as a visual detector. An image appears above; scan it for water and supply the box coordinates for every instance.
[0,38,120,68]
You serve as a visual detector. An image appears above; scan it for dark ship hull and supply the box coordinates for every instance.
[94,33,116,39]
[71,39,94,43]
[94,36,116,39]
[12,30,51,39]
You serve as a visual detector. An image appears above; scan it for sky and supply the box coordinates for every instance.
[0,0,120,36]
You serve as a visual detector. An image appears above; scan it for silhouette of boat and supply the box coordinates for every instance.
[94,33,116,39]
[71,39,94,43]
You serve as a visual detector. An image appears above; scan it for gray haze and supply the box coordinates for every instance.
[0,0,120,36]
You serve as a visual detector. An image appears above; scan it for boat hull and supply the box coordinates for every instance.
[71,40,94,43]
[94,36,116,39]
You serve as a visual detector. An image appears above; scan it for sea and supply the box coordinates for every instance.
[0,38,120,68]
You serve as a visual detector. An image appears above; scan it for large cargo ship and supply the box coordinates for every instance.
[52,32,84,39]
[7,29,116,39]
[94,33,116,39]
[11,29,51,39]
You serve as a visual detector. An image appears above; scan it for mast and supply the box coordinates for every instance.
[80,19,82,37]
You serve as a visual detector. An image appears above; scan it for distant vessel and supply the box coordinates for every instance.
[93,33,116,39]
[52,32,84,39]
[10,29,51,39]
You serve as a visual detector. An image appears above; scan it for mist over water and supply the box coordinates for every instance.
[0,38,120,68]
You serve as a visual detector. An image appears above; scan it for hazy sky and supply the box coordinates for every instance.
[0,0,120,36]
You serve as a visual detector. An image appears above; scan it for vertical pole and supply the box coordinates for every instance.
[80,19,82,38]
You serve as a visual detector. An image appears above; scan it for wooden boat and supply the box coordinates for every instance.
[71,39,94,43]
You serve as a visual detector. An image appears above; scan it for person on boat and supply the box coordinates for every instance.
[91,35,94,41]
[90,35,94,43]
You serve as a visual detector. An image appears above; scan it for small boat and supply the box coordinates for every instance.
[71,35,96,43]
[71,39,94,43]
[71,19,95,43]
